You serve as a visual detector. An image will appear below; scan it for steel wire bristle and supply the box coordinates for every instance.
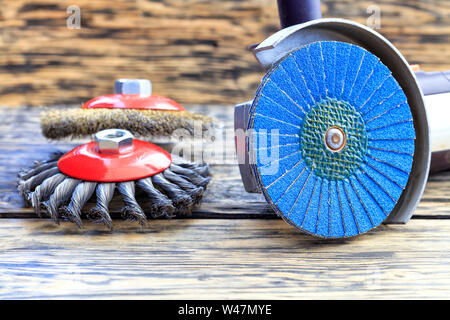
[88,183,115,230]
[169,163,211,189]
[31,173,66,217]
[151,173,193,215]
[18,160,58,181]
[172,157,210,177]
[60,182,97,228]
[18,166,60,202]
[163,168,204,204]
[42,178,81,223]
[117,182,148,226]
[136,178,175,218]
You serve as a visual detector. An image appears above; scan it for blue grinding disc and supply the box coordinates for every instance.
[249,41,415,238]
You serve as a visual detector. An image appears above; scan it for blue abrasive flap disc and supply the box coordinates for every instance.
[248,41,415,238]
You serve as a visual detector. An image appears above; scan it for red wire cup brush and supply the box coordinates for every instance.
[18,128,210,229]
[40,79,215,140]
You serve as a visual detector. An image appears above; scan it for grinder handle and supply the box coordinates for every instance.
[416,70,450,173]
[416,70,450,96]
[277,0,322,28]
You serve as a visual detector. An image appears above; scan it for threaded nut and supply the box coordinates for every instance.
[114,79,152,96]
[94,129,134,154]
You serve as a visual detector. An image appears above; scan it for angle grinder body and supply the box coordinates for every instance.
[234,13,449,238]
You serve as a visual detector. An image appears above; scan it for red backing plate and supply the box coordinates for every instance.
[82,94,185,111]
[57,140,172,182]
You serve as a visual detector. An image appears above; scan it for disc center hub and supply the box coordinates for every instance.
[299,98,367,180]
[325,126,346,152]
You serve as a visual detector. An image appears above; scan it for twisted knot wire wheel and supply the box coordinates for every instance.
[18,154,210,230]
[249,41,415,238]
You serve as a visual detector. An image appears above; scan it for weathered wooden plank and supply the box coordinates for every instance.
[0,218,449,299]
[0,0,449,107]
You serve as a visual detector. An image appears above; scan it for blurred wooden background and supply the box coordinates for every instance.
[0,0,449,107]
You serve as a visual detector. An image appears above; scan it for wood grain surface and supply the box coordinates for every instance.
[0,0,449,107]
[1,218,450,299]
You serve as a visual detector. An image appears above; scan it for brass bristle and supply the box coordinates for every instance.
[41,108,215,139]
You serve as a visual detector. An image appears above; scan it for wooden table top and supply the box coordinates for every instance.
[1,106,450,299]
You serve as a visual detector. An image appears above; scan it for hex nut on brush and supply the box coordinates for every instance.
[114,79,152,96]
[94,129,134,154]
